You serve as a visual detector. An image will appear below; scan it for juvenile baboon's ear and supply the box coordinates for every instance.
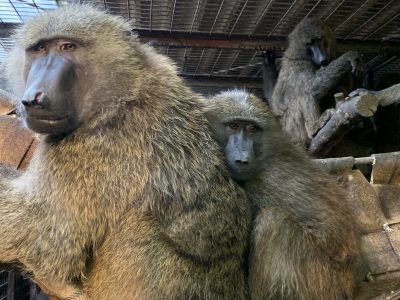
[123,30,133,37]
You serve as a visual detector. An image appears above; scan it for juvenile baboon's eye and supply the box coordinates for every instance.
[227,123,239,131]
[33,43,46,52]
[247,125,258,132]
[60,43,77,51]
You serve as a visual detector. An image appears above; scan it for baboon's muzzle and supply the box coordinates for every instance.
[22,53,77,135]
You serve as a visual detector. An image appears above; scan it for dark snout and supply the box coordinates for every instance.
[23,53,74,111]
[226,131,254,181]
[309,44,329,68]
[22,54,77,135]
[234,150,252,166]
[320,59,328,66]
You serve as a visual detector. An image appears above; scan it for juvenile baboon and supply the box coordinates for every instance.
[271,18,361,148]
[0,6,252,300]
[204,89,360,300]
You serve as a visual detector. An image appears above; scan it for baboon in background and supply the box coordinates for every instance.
[204,89,360,300]
[271,18,361,148]
[262,49,278,105]
[0,6,252,300]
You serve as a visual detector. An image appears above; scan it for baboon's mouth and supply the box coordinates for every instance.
[25,115,74,135]
[28,115,67,123]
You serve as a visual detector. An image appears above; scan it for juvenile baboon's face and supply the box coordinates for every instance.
[205,92,273,182]
[221,119,265,181]
[21,38,84,135]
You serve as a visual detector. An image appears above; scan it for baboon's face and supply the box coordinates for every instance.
[306,36,333,67]
[221,119,264,181]
[21,38,84,136]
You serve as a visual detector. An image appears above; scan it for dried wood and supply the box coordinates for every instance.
[0,89,17,115]
[309,92,379,156]
[372,288,400,300]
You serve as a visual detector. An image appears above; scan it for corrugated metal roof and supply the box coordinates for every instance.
[0,0,399,84]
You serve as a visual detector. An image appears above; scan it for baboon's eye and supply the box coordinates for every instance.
[33,43,46,52]
[227,123,240,131]
[60,43,77,51]
[247,125,258,132]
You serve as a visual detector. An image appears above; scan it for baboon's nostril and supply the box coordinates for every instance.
[22,92,44,107]
[35,92,43,102]
[235,160,249,165]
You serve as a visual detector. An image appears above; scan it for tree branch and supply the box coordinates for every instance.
[308,92,379,157]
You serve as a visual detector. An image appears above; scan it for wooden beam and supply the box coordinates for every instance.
[137,30,286,51]
[137,30,400,54]
[183,76,263,89]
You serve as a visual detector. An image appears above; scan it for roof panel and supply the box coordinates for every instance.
[0,0,398,83]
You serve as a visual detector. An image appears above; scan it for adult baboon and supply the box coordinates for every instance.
[271,18,361,148]
[204,89,360,300]
[0,6,251,300]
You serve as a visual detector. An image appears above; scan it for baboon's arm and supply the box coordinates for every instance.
[0,165,86,298]
[300,96,335,138]
[303,105,335,138]
[301,95,322,138]
[0,166,32,263]
[263,67,277,106]
[162,183,249,263]
[0,163,90,283]
[0,163,20,178]
[310,51,358,100]
[263,50,278,106]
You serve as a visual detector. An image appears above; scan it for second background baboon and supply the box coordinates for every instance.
[271,18,361,153]
[204,89,360,300]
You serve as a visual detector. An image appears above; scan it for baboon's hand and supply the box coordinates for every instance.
[343,51,362,75]
[35,278,88,300]
[310,108,335,138]
[348,88,376,98]
[0,163,20,178]
[262,49,276,67]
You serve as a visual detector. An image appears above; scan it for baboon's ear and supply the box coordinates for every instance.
[123,30,132,37]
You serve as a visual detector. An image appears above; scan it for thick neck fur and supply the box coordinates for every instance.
[19,72,220,212]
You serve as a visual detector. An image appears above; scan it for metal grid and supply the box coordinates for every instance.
[0,270,6,300]
[0,0,59,23]
[0,270,32,300]
[0,0,399,82]
[115,0,400,40]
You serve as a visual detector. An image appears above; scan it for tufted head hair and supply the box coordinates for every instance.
[204,89,274,128]
[14,5,134,49]
[285,18,336,61]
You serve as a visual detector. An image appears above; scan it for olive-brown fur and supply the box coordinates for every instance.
[271,18,360,148]
[0,6,251,299]
[204,89,360,300]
